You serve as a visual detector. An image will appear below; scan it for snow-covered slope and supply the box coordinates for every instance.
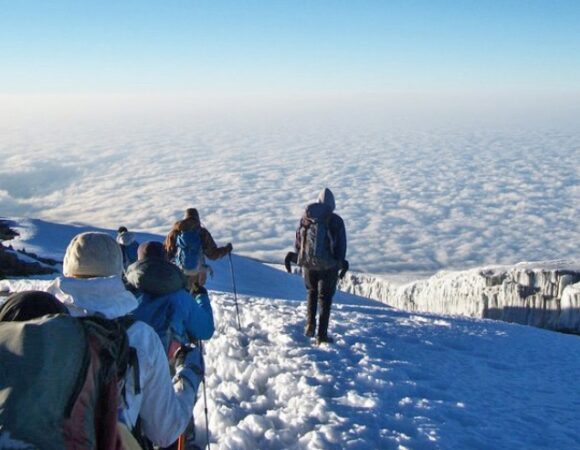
[340,262,580,334]
[2,219,580,449]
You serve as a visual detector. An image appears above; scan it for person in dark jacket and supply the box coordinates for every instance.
[293,188,348,345]
[165,208,232,290]
[117,226,140,269]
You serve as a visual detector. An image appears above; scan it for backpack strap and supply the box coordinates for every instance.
[132,415,155,450]
[115,315,141,395]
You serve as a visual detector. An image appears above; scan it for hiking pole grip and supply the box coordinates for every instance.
[227,252,242,331]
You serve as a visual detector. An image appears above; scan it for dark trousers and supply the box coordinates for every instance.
[304,268,338,339]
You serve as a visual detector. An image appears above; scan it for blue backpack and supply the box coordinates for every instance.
[297,202,338,270]
[175,229,204,271]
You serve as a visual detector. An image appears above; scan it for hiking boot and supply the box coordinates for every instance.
[316,336,334,345]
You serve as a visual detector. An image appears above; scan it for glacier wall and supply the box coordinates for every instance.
[339,260,580,333]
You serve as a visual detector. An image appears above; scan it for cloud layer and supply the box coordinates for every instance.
[1,119,579,274]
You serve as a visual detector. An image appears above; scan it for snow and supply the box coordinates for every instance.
[2,219,580,449]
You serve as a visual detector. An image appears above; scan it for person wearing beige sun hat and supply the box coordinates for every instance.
[3,231,204,447]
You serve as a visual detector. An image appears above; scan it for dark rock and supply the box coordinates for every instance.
[0,243,57,277]
[0,220,19,241]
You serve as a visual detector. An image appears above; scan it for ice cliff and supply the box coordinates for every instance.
[339,260,580,333]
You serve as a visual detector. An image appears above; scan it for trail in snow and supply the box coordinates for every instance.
[200,290,580,450]
[2,219,579,450]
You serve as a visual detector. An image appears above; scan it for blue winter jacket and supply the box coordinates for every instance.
[134,289,214,350]
[126,258,215,350]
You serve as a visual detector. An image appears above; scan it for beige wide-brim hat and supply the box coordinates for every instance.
[63,232,124,278]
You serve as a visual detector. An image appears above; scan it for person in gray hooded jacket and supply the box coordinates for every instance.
[293,188,348,345]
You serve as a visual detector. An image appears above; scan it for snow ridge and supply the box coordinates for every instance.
[339,261,580,333]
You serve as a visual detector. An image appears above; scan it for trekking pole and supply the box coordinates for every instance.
[227,252,242,331]
[200,341,211,450]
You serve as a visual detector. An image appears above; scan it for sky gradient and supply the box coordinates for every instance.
[2,1,579,93]
[1,0,579,126]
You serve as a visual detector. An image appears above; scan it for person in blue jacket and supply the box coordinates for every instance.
[117,226,140,269]
[125,241,215,354]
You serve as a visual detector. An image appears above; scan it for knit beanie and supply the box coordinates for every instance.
[63,232,124,278]
[137,241,167,261]
[0,291,69,322]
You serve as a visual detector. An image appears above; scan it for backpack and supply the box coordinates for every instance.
[175,229,204,271]
[297,202,338,270]
[0,314,138,450]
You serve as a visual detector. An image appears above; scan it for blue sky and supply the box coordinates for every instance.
[1,0,579,96]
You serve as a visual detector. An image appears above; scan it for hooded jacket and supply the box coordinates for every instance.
[295,188,347,267]
[125,258,215,349]
[1,275,196,447]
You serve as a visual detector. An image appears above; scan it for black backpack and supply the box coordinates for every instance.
[297,202,338,270]
[0,314,139,450]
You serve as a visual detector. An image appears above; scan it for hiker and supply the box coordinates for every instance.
[117,226,140,269]
[126,241,213,450]
[2,232,204,447]
[165,208,233,290]
[291,188,348,345]
[125,240,215,352]
[0,291,147,450]
[0,290,122,450]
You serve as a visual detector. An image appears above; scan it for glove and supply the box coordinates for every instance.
[225,242,233,253]
[338,259,349,279]
[284,251,297,273]
[174,344,204,391]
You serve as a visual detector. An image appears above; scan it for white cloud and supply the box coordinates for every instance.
[1,117,579,274]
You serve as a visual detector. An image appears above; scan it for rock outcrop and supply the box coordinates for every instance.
[0,220,58,279]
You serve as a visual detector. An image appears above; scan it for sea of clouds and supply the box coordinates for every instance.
[1,107,579,274]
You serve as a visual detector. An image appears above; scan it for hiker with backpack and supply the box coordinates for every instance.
[289,188,348,345]
[125,240,214,450]
[165,208,233,291]
[0,290,142,450]
[117,226,140,269]
[0,232,204,447]
[125,240,215,352]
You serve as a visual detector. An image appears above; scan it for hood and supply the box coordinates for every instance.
[117,231,136,246]
[125,259,186,297]
[317,188,335,212]
[49,276,138,319]
[175,217,200,232]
